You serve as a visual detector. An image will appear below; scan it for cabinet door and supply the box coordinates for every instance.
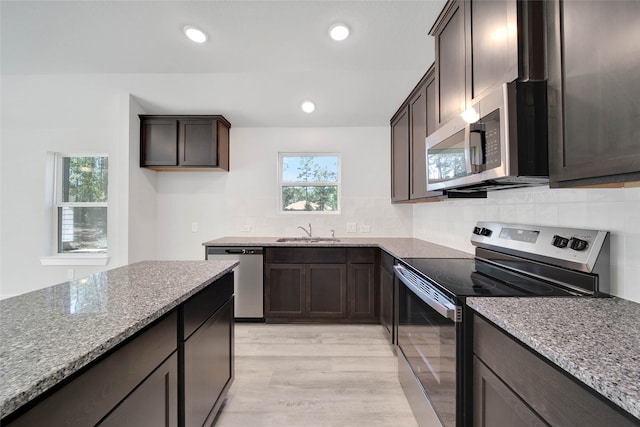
[434,0,466,127]
[391,106,410,202]
[379,263,393,340]
[265,263,305,318]
[183,299,233,427]
[348,263,377,321]
[179,119,218,167]
[307,264,347,319]
[409,80,428,200]
[548,0,640,187]
[466,0,518,102]
[473,356,546,427]
[141,119,178,166]
[99,352,178,427]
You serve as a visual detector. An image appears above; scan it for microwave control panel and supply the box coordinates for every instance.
[482,109,501,169]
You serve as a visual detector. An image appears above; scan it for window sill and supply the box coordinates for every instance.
[40,255,110,266]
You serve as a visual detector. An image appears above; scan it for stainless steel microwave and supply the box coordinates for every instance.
[426,81,549,193]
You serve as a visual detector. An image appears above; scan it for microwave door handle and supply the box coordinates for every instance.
[464,126,473,175]
[469,123,486,173]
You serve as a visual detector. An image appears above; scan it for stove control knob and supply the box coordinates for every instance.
[569,237,588,251]
[552,235,569,248]
[480,228,492,237]
[473,227,482,235]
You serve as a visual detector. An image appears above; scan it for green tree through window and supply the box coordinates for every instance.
[280,154,339,212]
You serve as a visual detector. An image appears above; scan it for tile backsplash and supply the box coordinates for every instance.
[413,186,640,303]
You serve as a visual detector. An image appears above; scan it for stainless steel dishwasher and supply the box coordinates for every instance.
[205,247,264,321]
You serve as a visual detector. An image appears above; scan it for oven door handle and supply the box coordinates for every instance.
[393,265,461,322]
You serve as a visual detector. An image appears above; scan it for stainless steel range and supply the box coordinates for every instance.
[394,222,610,427]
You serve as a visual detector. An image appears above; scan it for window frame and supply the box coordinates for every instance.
[53,153,109,256]
[278,152,341,214]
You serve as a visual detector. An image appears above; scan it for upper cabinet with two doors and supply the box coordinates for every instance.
[429,0,545,127]
[140,115,231,171]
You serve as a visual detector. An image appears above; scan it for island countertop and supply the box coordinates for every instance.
[467,297,640,421]
[0,260,238,418]
[202,236,472,260]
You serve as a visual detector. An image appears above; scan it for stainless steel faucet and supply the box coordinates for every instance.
[297,223,312,237]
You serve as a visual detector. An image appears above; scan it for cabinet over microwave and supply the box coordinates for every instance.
[426,81,548,193]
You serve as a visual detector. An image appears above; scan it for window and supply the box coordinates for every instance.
[55,155,108,254]
[279,153,340,213]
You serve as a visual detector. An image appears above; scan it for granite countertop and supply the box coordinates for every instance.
[0,260,238,418]
[203,236,472,260]
[467,297,640,420]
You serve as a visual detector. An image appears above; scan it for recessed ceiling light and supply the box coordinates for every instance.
[328,23,350,41]
[183,26,207,43]
[301,101,316,114]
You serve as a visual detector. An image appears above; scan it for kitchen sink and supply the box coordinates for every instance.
[276,237,341,243]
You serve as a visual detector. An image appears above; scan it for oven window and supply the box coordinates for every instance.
[427,129,467,183]
[398,284,457,427]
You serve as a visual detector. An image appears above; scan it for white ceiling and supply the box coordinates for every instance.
[1,0,445,127]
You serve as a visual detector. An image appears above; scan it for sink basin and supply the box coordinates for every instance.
[276,237,341,243]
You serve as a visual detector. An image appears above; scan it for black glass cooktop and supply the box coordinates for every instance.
[401,258,576,300]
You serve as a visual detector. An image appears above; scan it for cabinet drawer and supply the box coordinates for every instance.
[265,247,347,264]
[474,315,637,427]
[348,247,377,264]
[7,312,177,426]
[182,272,233,340]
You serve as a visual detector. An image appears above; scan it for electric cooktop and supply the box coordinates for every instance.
[401,257,578,300]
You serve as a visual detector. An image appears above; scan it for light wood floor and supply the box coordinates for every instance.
[214,323,419,427]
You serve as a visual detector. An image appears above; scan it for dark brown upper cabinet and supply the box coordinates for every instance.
[431,0,466,128]
[546,0,640,188]
[390,105,410,203]
[430,0,545,128]
[140,115,230,171]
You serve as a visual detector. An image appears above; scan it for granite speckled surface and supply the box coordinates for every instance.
[0,260,238,418]
[467,297,640,420]
[202,237,472,260]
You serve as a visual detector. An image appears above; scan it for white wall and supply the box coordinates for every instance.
[155,127,414,260]
[127,95,158,263]
[0,75,132,298]
[413,186,640,303]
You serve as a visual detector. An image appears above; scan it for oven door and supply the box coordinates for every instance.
[395,267,459,427]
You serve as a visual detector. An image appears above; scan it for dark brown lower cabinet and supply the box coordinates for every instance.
[307,264,347,319]
[348,263,376,321]
[183,298,234,427]
[264,247,377,323]
[379,251,395,342]
[473,356,545,427]
[473,314,638,427]
[265,263,305,318]
[100,352,178,427]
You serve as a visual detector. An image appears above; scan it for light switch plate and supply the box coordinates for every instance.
[346,222,357,233]
[359,225,371,233]
[191,222,198,233]
[240,225,251,232]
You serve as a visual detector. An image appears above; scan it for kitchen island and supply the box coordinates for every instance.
[0,260,238,425]
[467,296,640,424]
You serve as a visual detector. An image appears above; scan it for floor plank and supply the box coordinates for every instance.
[215,324,418,427]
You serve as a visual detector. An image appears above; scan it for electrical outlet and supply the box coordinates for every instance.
[359,225,371,233]
[191,222,198,233]
[67,269,74,279]
[346,222,357,233]
[240,225,251,232]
